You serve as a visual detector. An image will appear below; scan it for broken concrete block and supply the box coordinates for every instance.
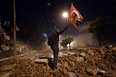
[69,72,77,77]
[35,59,48,64]
[79,52,86,57]
[112,47,116,51]
[67,52,75,55]
[59,52,68,57]
[97,68,107,75]
[47,54,54,59]
[0,72,12,77]
[39,54,53,59]
[0,64,16,72]
[76,57,84,62]
[85,68,98,76]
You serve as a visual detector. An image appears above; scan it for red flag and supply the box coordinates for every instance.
[69,3,83,28]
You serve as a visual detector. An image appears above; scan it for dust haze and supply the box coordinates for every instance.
[73,22,98,47]
[60,22,98,48]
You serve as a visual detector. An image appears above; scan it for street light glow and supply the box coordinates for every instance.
[62,12,68,18]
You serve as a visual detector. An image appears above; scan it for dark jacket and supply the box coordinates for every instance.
[48,26,68,46]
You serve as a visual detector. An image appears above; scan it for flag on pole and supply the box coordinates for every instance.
[69,3,83,28]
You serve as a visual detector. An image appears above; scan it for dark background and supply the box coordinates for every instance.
[0,0,116,41]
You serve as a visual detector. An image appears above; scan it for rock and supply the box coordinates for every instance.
[0,72,12,77]
[67,52,75,55]
[79,52,86,57]
[85,67,98,76]
[63,68,68,74]
[97,68,107,75]
[1,45,10,51]
[109,45,113,48]
[99,50,105,55]
[87,49,95,56]
[34,59,48,64]
[111,70,116,77]
[47,54,54,59]
[97,70,107,75]
[46,65,50,70]
[69,72,77,77]
[87,50,94,55]
[59,52,68,57]
[53,73,62,77]
[112,47,116,51]
[111,64,116,70]
[0,64,16,72]
[76,57,84,62]
[39,53,53,59]
[63,62,69,68]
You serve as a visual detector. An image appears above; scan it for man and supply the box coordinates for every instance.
[47,25,68,69]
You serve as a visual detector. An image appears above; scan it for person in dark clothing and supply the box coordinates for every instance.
[47,25,68,69]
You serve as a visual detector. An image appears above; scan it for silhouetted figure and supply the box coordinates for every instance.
[47,25,68,69]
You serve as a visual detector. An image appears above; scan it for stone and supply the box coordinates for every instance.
[69,72,77,77]
[76,57,84,62]
[97,68,107,75]
[0,72,12,77]
[67,52,75,55]
[111,64,116,70]
[59,52,68,57]
[87,51,94,55]
[109,45,113,48]
[34,59,48,64]
[47,54,54,59]
[39,54,53,59]
[85,68,98,76]
[97,70,107,75]
[0,64,16,72]
[63,68,68,74]
[63,62,69,68]
[79,52,86,57]
[112,47,116,51]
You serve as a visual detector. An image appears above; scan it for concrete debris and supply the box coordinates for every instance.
[35,59,48,63]
[76,57,84,62]
[67,52,75,55]
[59,52,68,57]
[0,64,16,72]
[0,46,115,77]
[69,72,77,77]
[79,52,86,57]
[85,67,98,76]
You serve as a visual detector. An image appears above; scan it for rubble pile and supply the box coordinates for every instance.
[0,26,11,50]
[0,26,34,59]
[0,46,116,77]
[0,26,13,59]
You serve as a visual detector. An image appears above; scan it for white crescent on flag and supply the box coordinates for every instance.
[71,10,81,21]
[69,3,83,28]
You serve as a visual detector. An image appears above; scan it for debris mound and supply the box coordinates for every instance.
[0,46,116,77]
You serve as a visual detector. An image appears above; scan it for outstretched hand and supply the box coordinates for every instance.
[66,25,69,26]
[66,25,69,28]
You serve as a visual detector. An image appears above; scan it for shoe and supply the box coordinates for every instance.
[53,66,57,70]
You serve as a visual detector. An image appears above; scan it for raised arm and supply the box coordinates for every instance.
[58,25,69,35]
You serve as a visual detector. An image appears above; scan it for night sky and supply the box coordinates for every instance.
[0,0,116,36]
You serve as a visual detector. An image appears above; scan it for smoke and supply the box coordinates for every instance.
[72,22,98,47]
[59,22,98,48]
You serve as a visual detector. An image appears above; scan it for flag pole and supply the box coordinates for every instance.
[66,16,69,36]
[66,16,68,25]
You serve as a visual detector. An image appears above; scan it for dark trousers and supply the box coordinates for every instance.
[51,45,59,67]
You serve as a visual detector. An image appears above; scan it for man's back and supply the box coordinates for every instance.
[48,32,59,46]
[47,25,68,46]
